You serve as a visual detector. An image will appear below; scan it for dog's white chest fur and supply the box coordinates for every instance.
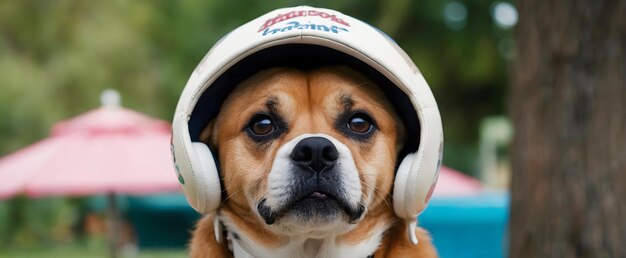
[222,215,391,258]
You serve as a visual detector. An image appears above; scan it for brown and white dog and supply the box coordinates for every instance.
[189,66,437,258]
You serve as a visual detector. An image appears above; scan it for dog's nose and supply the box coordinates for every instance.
[291,137,338,173]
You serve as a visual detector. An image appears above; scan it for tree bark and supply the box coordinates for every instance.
[509,0,626,257]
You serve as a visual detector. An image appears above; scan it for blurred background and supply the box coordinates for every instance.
[1,0,518,257]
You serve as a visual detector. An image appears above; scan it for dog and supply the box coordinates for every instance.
[188,66,438,258]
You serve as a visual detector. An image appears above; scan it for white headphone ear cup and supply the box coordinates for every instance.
[393,153,415,219]
[393,151,440,219]
[188,142,222,213]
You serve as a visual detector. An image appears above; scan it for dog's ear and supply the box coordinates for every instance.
[199,121,217,148]
[395,116,408,157]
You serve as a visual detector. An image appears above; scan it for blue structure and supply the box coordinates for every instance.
[124,192,509,256]
[126,194,200,248]
[420,193,509,258]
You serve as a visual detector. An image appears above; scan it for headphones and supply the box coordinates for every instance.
[171,6,443,245]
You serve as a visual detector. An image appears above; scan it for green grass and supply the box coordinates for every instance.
[0,246,187,258]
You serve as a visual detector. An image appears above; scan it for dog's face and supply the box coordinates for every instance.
[201,66,405,237]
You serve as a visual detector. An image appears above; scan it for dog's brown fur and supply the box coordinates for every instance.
[191,67,437,257]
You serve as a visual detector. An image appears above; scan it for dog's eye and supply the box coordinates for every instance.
[347,113,373,134]
[249,115,275,136]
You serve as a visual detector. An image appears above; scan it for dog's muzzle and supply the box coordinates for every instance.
[257,134,365,225]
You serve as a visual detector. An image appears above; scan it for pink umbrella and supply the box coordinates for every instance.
[0,90,180,258]
[433,166,483,197]
[0,106,180,199]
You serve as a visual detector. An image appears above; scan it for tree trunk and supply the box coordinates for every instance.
[509,0,626,257]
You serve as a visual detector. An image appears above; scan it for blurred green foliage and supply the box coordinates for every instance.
[0,197,78,247]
